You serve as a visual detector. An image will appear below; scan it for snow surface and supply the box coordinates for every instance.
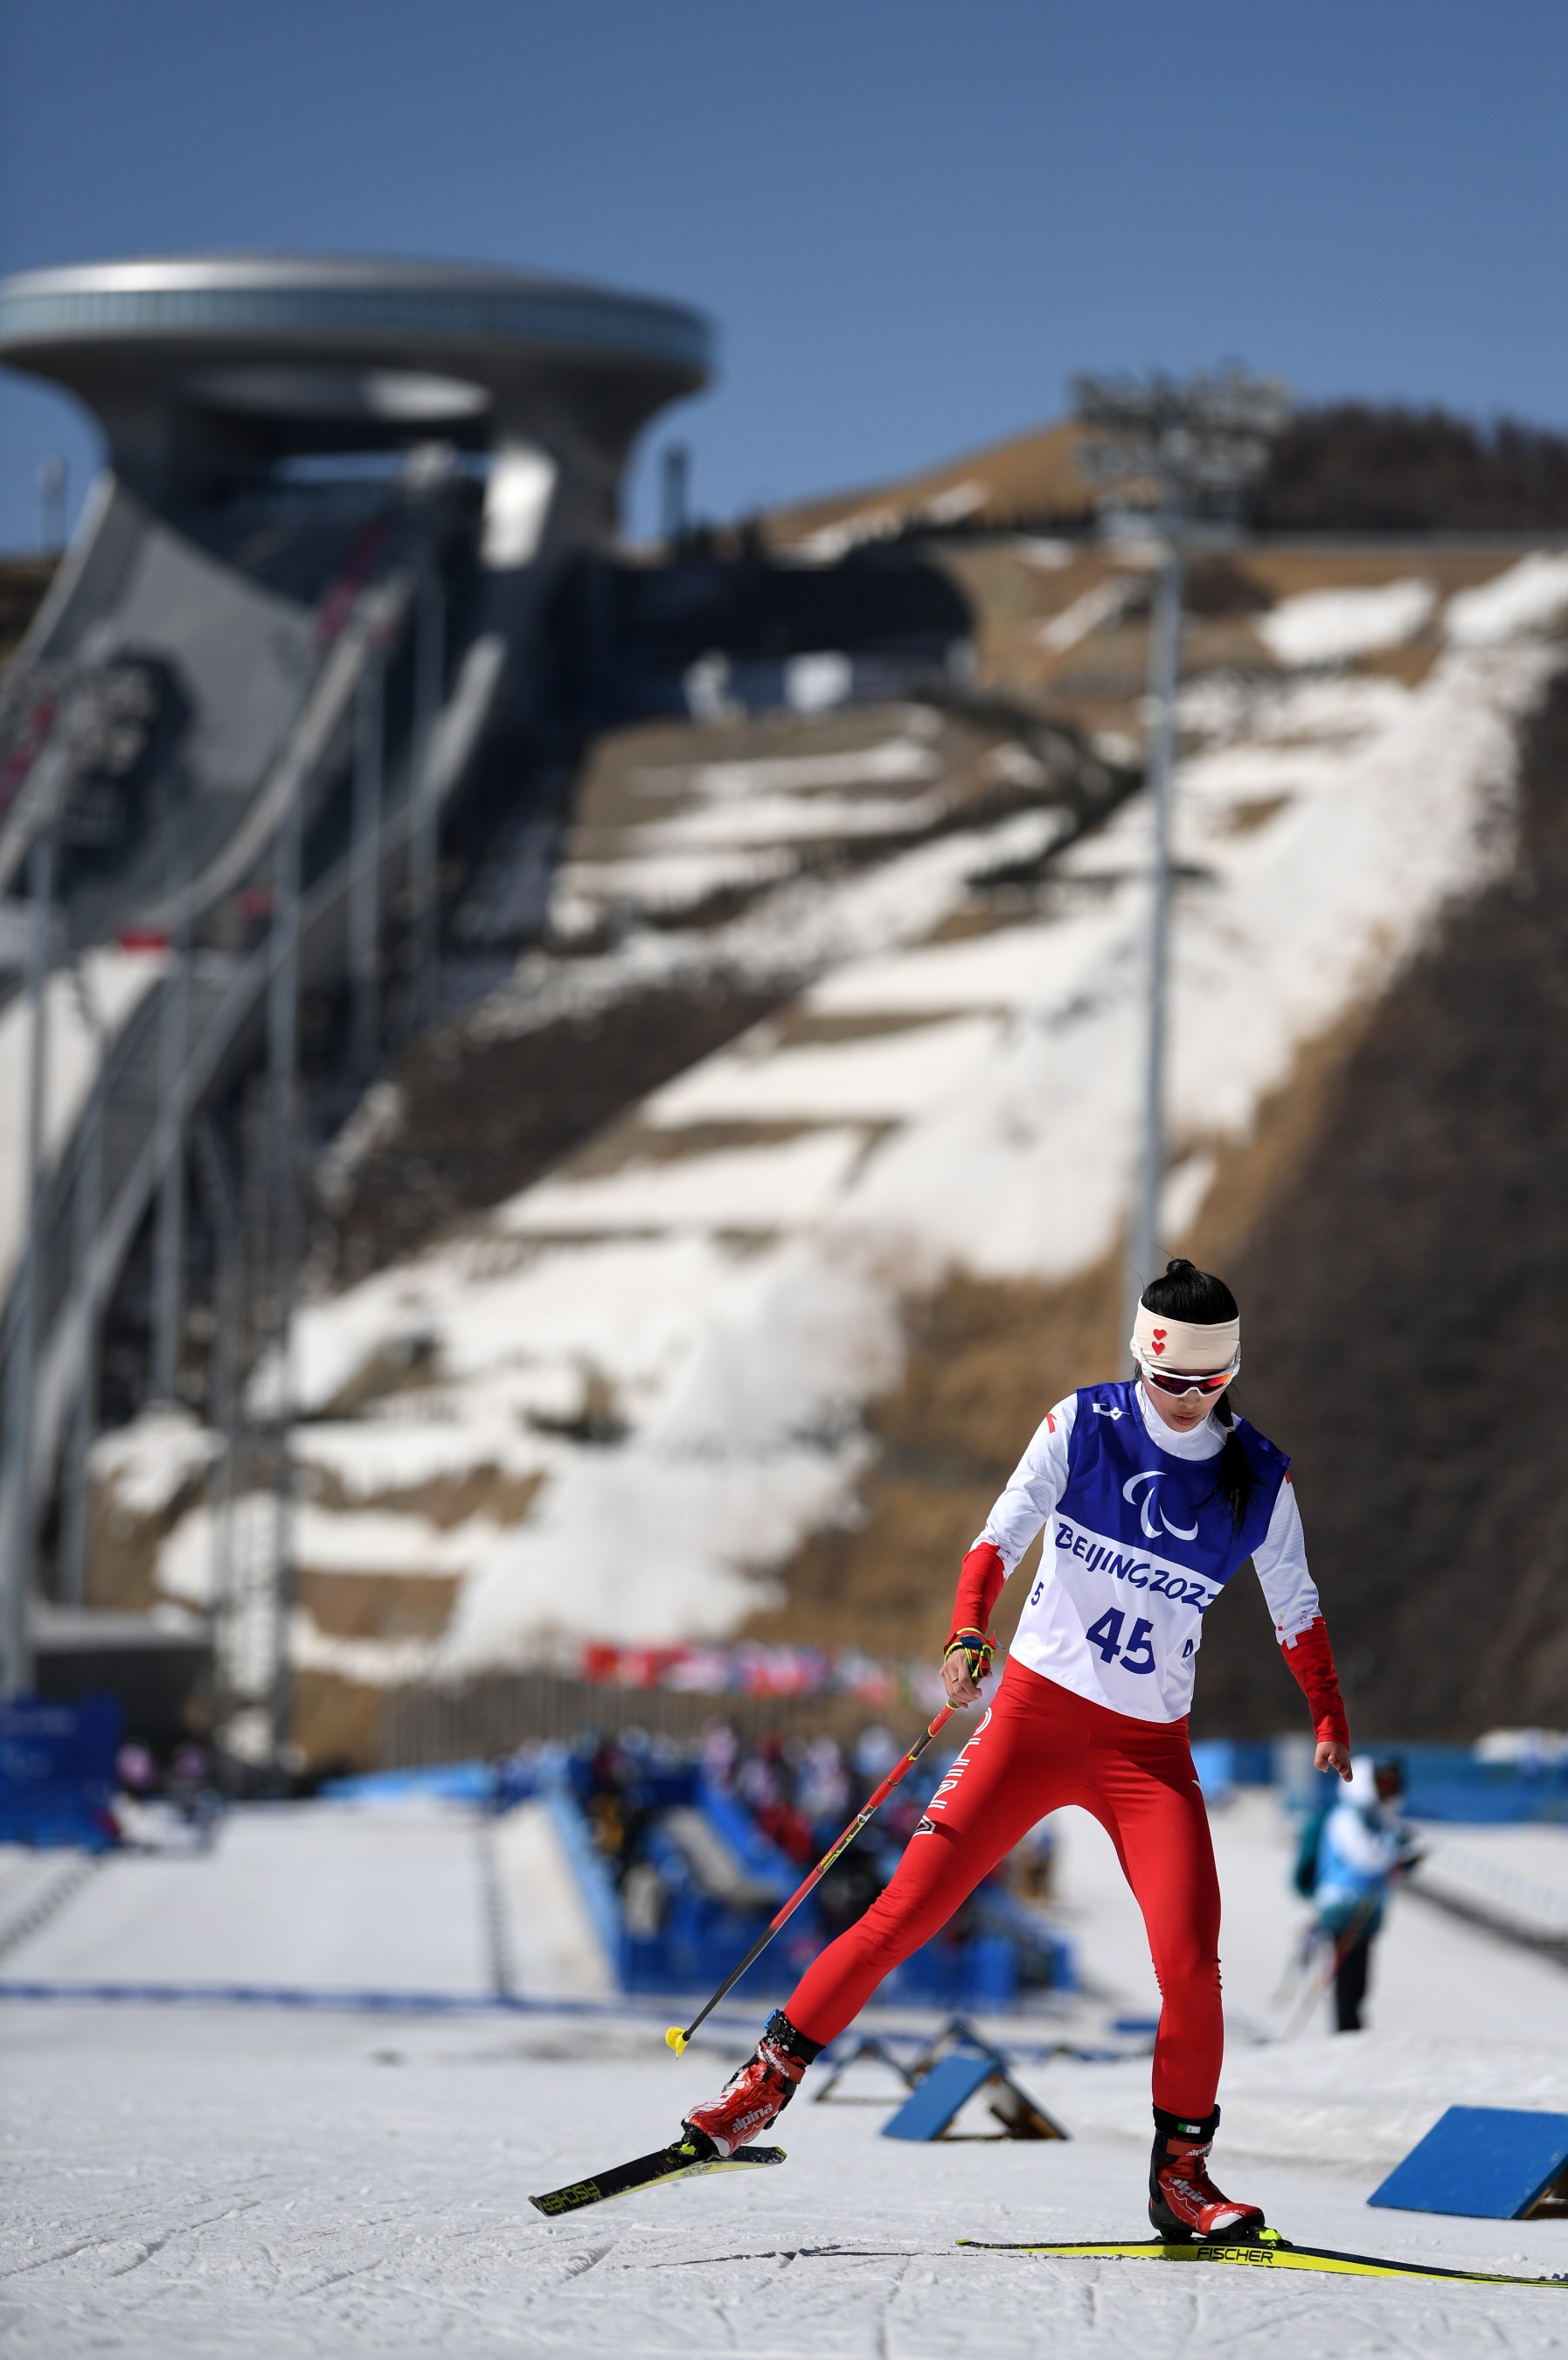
[160,1501,502,1600]
[805,918,1121,1017]
[1016,537,1074,572]
[647,739,944,802]
[1037,580,1130,654]
[91,1405,217,1523]
[645,788,949,850]
[499,1131,870,1239]
[552,846,795,934]
[437,1233,903,1666]
[1415,1825,1568,1946]
[1256,578,1436,666]
[7,1791,1568,2356]
[1447,552,1568,648]
[643,1017,1003,1128]
[6,1800,494,1995]
[492,1801,614,1997]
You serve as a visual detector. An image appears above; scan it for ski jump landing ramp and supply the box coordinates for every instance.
[0,254,711,1608]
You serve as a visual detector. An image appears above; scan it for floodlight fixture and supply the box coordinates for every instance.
[1072,367,1292,512]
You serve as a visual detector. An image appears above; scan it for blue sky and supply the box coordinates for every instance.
[1,0,1565,552]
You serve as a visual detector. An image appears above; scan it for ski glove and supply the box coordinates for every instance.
[943,1628,996,1685]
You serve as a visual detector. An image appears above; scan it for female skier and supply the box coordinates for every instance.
[679,1259,1353,2241]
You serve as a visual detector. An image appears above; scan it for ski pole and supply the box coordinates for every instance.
[665,1703,958,2055]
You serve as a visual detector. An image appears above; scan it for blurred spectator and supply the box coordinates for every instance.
[115,1741,156,1798]
[852,1726,900,1783]
[583,1736,656,1879]
[700,1721,739,1791]
[166,1740,220,1845]
[737,1732,815,1864]
[796,1735,849,1830]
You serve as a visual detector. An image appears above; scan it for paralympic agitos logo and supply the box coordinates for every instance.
[1122,1469,1198,1542]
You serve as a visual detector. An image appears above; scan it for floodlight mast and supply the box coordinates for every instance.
[1071,370,1290,1366]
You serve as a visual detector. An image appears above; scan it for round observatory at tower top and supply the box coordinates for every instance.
[0,253,714,491]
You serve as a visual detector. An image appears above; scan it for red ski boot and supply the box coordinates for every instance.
[1148,2105,1266,2243]
[683,2010,821,2159]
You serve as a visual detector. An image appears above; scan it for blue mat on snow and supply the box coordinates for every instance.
[881,2051,1067,2141]
[1369,2106,1568,2218]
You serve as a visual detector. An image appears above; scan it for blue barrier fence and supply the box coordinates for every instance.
[1191,1737,1568,1823]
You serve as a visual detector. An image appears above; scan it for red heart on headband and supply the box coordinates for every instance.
[1151,1329,1168,1355]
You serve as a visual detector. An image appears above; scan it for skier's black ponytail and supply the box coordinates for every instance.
[1140,1258,1254,1535]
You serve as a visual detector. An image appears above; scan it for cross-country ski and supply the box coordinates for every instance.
[958,2230,1568,2288]
[530,2140,786,2217]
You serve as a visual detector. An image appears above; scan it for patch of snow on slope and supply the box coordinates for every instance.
[159,1502,501,1606]
[293,1418,545,1498]
[1446,550,1568,646]
[315,1081,405,1215]
[635,736,941,801]
[847,645,1541,1278]
[468,806,1072,1043]
[499,1129,867,1238]
[643,788,948,848]
[1258,577,1436,665]
[441,1236,904,1668]
[551,847,793,934]
[643,1015,1001,1127]
[281,1233,750,1420]
[1038,580,1130,652]
[91,1405,216,1520]
[807,909,1127,1017]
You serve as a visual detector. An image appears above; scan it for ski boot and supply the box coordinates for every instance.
[1148,2104,1266,2243]
[682,2010,821,2159]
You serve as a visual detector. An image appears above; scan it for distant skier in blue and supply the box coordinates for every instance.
[1312,1756,1421,2030]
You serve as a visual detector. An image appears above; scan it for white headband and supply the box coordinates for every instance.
[1131,1304,1240,1374]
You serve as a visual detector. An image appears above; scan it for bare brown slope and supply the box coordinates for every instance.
[767,420,1092,545]
[1197,663,1568,1740]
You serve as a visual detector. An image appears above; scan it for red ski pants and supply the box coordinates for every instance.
[787,1659,1224,2115]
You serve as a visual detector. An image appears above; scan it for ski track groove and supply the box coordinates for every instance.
[555,2237,614,2282]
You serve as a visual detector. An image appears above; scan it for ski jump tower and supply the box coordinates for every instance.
[0,254,711,1713]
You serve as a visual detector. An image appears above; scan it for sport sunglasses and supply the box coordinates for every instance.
[1137,1355,1238,1398]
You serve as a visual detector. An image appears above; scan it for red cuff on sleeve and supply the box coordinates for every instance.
[949,1543,1007,1645]
[1280,1614,1349,1750]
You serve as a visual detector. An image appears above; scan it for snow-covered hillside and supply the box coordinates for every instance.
[97,551,1568,1718]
